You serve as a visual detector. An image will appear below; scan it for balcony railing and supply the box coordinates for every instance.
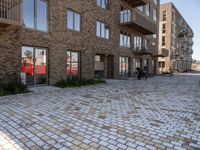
[0,0,22,28]
[188,50,193,54]
[120,11,157,35]
[157,48,169,57]
[131,43,156,54]
[186,41,193,46]
[121,0,147,8]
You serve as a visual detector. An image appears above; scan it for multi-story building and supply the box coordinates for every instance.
[0,0,160,86]
[158,2,194,73]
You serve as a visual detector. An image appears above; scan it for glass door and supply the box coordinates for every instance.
[21,46,47,86]
[66,51,80,79]
[35,48,47,85]
[21,47,34,86]
[119,57,129,77]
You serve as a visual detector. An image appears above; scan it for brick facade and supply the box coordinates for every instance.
[158,2,193,73]
[0,0,159,85]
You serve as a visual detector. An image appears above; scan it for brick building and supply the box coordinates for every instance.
[158,2,194,73]
[0,0,160,86]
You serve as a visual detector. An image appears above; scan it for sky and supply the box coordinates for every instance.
[160,0,200,60]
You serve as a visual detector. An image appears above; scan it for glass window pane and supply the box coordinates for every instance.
[23,0,34,29]
[71,52,78,62]
[67,10,74,30]
[37,0,47,31]
[96,21,101,37]
[74,13,80,31]
[97,0,101,7]
[101,23,105,38]
[105,29,109,39]
[35,49,47,84]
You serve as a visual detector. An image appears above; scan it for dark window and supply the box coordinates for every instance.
[162,24,166,34]
[162,36,166,46]
[162,10,167,21]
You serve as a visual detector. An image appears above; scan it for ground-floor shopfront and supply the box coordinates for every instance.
[1,45,157,86]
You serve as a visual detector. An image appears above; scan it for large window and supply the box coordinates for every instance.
[119,57,129,77]
[137,6,144,12]
[66,51,80,79]
[67,10,80,32]
[120,6,131,23]
[96,21,110,39]
[154,0,158,5]
[97,0,109,9]
[153,9,157,22]
[162,10,167,21]
[120,31,131,48]
[146,3,150,16]
[23,0,48,31]
[21,46,47,86]
[133,37,142,51]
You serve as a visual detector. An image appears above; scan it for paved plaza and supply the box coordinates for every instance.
[0,72,200,150]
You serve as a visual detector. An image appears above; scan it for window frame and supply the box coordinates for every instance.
[153,8,157,22]
[96,0,110,10]
[162,10,167,22]
[23,0,49,32]
[67,9,81,32]
[146,3,150,17]
[96,21,110,39]
[120,31,131,48]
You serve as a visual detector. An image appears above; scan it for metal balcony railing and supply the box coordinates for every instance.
[0,0,22,28]
[131,43,156,54]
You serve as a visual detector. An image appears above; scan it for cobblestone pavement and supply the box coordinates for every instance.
[0,72,200,150]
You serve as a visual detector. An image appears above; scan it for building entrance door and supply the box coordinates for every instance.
[107,55,114,78]
[21,46,47,86]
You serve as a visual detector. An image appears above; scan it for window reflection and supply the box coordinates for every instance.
[66,51,80,79]
[23,0,48,31]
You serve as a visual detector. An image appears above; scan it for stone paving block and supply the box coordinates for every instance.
[0,74,200,150]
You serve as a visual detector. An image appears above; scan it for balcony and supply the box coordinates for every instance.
[186,41,193,46]
[157,48,169,57]
[188,32,194,37]
[121,0,147,8]
[188,50,193,54]
[131,43,156,54]
[171,53,180,59]
[120,11,157,35]
[0,0,22,29]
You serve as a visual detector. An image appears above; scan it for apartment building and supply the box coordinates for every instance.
[158,2,194,73]
[0,0,160,86]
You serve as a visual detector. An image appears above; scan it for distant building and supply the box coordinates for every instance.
[158,2,194,73]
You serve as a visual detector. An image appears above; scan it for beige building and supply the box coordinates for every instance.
[0,0,160,86]
[158,2,194,73]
